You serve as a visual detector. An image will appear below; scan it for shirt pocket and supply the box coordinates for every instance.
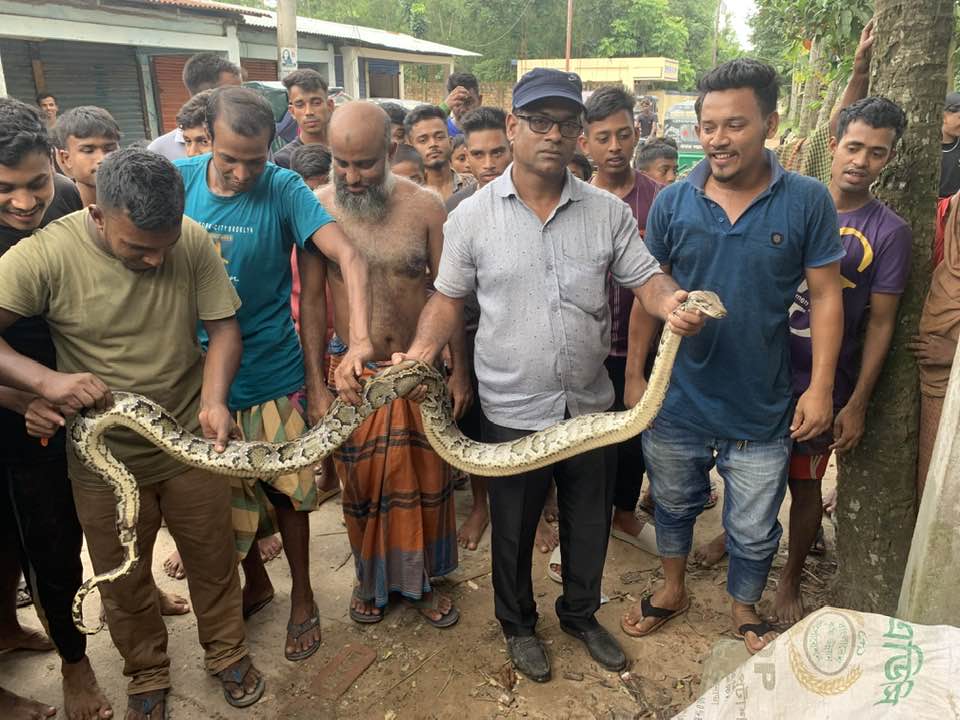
[559,254,608,316]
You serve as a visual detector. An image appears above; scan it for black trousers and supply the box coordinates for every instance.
[605,356,646,512]
[1,456,86,663]
[484,415,617,636]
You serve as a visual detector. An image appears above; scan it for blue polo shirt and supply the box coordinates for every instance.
[446,116,462,138]
[645,151,844,441]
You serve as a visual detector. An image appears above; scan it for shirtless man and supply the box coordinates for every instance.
[304,102,470,626]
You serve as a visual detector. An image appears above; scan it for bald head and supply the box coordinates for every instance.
[328,101,391,159]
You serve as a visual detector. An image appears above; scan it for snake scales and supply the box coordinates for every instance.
[68,290,726,633]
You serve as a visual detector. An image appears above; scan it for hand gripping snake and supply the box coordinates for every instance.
[68,290,726,632]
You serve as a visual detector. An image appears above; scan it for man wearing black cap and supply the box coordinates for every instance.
[941,92,960,198]
[396,68,705,682]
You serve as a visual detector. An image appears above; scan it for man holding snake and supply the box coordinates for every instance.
[397,68,704,683]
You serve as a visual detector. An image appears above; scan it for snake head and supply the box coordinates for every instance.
[683,290,728,319]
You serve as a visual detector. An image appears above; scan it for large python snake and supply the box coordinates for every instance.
[69,290,726,633]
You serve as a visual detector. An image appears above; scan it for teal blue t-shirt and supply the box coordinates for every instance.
[176,155,334,410]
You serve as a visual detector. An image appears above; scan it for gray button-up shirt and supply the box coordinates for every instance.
[435,166,662,431]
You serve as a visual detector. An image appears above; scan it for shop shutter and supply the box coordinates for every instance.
[0,39,38,106]
[151,54,191,134]
[34,40,148,144]
[241,59,278,82]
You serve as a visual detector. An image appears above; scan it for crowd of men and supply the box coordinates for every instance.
[1,28,955,718]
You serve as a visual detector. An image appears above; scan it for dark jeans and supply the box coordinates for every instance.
[484,415,616,636]
[605,355,646,512]
[1,456,85,663]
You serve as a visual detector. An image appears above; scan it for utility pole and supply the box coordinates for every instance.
[564,0,573,71]
[277,0,298,79]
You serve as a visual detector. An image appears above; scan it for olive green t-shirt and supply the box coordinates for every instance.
[0,211,241,486]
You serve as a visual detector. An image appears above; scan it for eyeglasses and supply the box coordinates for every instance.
[515,113,583,139]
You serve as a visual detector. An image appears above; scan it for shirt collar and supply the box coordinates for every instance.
[492,163,585,203]
[687,148,785,192]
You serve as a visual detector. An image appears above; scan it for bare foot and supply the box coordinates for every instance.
[542,484,559,522]
[621,584,688,636]
[693,532,727,567]
[534,517,558,553]
[157,589,190,617]
[62,656,113,720]
[0,686,57,719]
[732,601,778,654]
[771,577,805,626]
[350,592,382,621]
[457,502,489,550]
[258,535,283,563]
[285,595,320,659]
[0,626,54,653]
[409,591,454,623]
[612,509,647,537]
[162,550,185,580]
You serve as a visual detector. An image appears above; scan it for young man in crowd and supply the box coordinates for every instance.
[36,93,58,128]
[309,101,466,627]
[380,102,409,145]
[405,105,473,200]
[634,97,658,142]
[0,146,266,718]
[175,86,372,662]
[390,143,425,185]
[451,134,471,176]
[54,106,121,207]
[441,72,482,138]
[635,138,679,185]
[697,98,912,624]
[582,85,663,551]
[273,69,334,170]
[290,143,332,190]
[941,91,960,198]
[397,68,704,683]
[148,52,241,162]
[176,90,214,157]
[621,59,843,655]
[0,96,113,720]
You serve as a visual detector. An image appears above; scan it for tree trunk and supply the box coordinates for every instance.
[797,38,822,137]
[816,75,841,129]
[787,60,802,127]
[832,0,954,615]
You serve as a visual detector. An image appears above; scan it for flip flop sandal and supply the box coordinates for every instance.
[610,522,658,555]
[242,592,274,621]
[735,621,779,651]
[620,595,690,638]
[285,602,322,662]
[637,494,656,516]
[405,595,460,629]
[547,546,563,583]
[217,655,266,708]
[349,589,385,624]
[127,689,169,719]
[16,582,32,609]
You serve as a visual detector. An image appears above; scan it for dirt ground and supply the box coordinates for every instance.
[2,462,838,720]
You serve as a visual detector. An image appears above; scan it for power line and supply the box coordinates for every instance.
[469,0,538,48]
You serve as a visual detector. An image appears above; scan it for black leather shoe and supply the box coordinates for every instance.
[505,634,551,682]
[560,624,627,672]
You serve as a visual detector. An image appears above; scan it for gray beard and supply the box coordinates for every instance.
[335,170,394,222]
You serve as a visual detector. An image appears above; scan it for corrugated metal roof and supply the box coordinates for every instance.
[137,0,270,17]
[241,11,479,57]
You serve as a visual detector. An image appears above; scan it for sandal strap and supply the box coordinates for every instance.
[217,655,253,685]
[641,595,682,619]
[738,621,775,638]
[287,603,320,637]
[128,690,167,715]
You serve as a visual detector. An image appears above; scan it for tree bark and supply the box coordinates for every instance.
[797,38,822,137]
[787,59,802,127]
[816,75,841,129]
[832,0,954,615]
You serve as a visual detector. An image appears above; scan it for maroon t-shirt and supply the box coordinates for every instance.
[601,171,661,357]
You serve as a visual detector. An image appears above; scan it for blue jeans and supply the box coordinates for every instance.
[642,416,791,604]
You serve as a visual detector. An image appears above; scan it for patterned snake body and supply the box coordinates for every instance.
[69,290,726,632]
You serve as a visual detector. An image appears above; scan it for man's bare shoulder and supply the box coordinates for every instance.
[389,176,445,222]
[315,183,335,207]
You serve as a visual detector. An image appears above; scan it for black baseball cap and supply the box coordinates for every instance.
[513,68,584,110]
[946,92,960,111]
